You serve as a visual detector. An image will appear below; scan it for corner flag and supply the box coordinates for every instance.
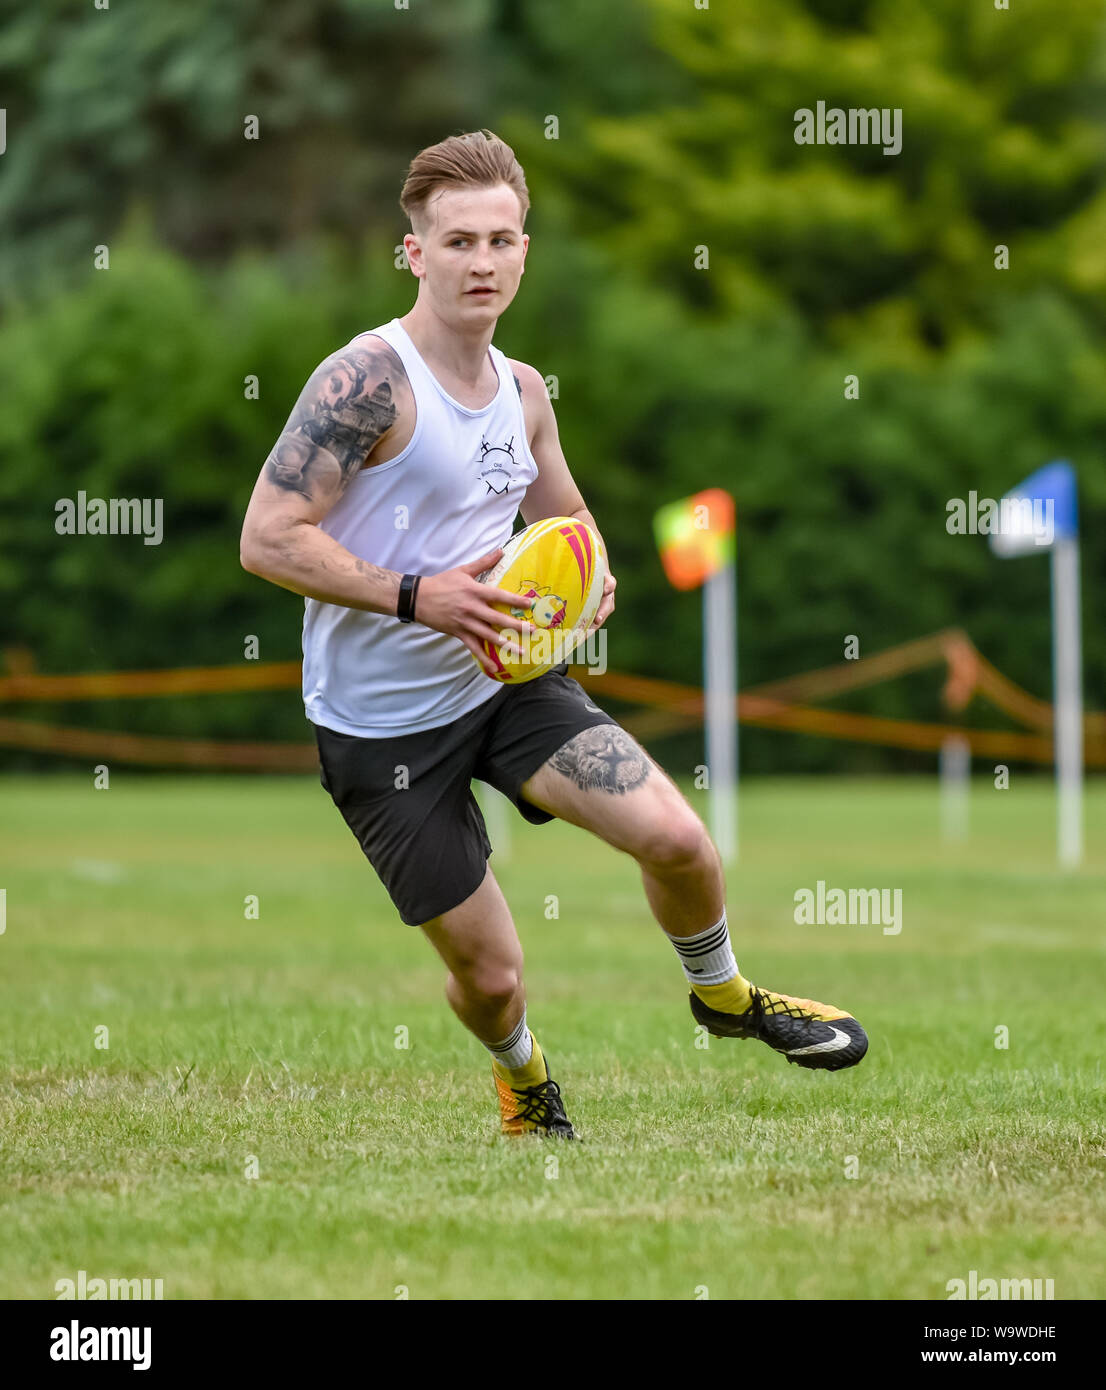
[989,461,1083,867]
[654,489,737,862]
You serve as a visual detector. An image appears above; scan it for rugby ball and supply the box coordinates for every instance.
[476,517,607,683]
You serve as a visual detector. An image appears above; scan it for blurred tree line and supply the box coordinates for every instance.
[1,0,1103,771]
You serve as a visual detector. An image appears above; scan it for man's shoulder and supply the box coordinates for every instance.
[504,358,547,402]
[503,359,552,451]
[304,333,413,416]
[337,332,408,379]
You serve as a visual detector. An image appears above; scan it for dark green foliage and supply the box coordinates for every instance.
[2,0,1103,770]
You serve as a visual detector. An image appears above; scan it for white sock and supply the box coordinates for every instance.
[664,911,739,985]
[487,1011,534,1070]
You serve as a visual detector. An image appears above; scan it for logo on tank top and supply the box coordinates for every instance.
[477,436,520,495]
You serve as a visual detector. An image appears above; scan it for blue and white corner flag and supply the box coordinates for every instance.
[989,460,1078,558]
[987,459,1082,867]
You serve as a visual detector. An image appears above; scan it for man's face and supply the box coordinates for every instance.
[405,183,528,327]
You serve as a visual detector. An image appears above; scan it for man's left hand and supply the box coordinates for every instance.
[589,571,616,630]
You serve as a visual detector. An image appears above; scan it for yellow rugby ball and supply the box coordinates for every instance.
[476,517,607,683]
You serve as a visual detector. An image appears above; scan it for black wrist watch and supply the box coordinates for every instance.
[397,573,422,623]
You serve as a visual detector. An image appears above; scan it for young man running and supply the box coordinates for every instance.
[240,131,868,1140]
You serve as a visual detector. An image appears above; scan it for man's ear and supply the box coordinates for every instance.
[404,231,424,278]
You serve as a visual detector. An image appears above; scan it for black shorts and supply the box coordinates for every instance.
[313,663,622,926]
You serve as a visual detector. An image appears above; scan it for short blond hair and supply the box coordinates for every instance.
[400,129,530,230]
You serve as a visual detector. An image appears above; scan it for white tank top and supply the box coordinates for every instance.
[302,318,540,737]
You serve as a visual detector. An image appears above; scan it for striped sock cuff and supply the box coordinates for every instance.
[488,1011,533,1070]
[665,912,739,985]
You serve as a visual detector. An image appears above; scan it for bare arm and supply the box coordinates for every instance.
[512,361,617,630]
[241,338,536,674]
[240,339,410,612]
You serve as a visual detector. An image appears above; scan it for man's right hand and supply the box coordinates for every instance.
[416,548,537,677]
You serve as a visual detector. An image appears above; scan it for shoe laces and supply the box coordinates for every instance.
[512,1077,564,1127]
[751,985,825,1021]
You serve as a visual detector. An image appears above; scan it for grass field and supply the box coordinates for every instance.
[1,772,1104,1301]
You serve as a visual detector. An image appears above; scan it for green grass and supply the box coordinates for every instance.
[1,773,1104,1300]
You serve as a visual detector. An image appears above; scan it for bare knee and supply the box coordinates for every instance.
[637,803,710,871]
[449,960,523,1010]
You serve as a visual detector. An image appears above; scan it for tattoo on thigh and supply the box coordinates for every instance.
[549,725,651,794]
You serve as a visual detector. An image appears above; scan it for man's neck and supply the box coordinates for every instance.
[399,301,495,388]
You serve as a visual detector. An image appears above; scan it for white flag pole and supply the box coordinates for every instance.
[1051,535,1083,867]
[939,734,971,843]
[989,460,1082,870]
[704,561,737,863]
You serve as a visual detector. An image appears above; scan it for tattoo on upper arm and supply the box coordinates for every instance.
[264,343,408,502]
[548,725,651,794]
[513,373,522,398]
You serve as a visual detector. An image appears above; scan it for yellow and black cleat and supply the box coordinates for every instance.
[494,1043,576,1138]
[690,985,868,1071]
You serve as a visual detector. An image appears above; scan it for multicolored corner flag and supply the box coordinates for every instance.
[652,486,739,862]
[653,488,736,590]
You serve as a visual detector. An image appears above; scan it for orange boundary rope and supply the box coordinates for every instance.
[0,662,302,702]
[0,717,315,771]
[0,631,1101,771]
